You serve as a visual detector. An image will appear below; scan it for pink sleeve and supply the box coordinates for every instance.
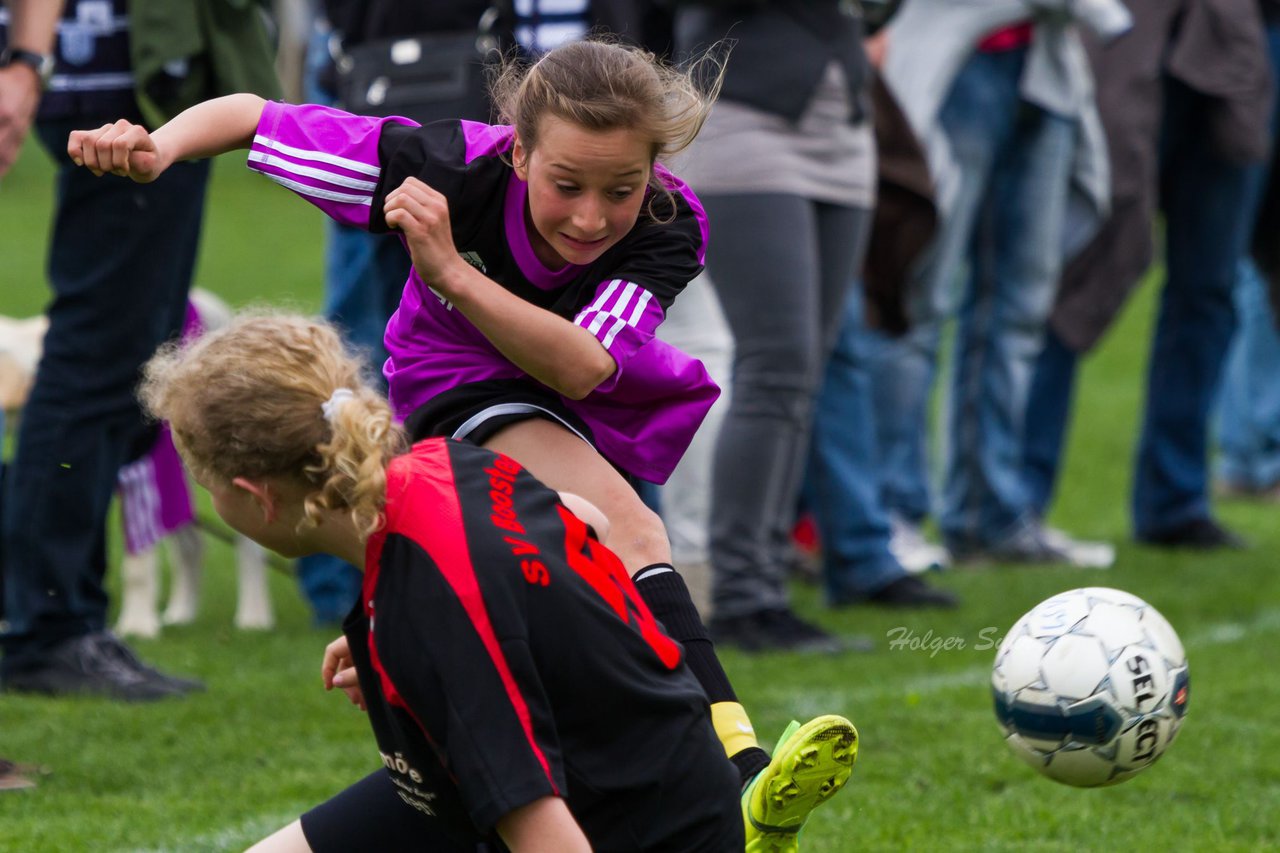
[246,101,417,229]
[573,279,666,393]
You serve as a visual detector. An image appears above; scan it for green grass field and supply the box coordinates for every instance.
[2,142,1279,852]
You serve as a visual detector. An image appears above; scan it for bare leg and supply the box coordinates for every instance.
[246,819,312,853]
[481,418,670,575]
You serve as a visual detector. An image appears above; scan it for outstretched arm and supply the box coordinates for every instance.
[66,93,267,181]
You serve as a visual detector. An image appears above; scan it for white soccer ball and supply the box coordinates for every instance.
[991,587,1189,787]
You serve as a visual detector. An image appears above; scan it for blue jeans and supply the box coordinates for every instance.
[1214,22,1280,493]
[1131,78,1259,536]
[804,289,905,602]
[1217,258,1280,490]
[1023,77,1260,533]
[868,48,1076,549]
[1,120,210,672]
[295,21,412,623]
[1021,328,1079,516]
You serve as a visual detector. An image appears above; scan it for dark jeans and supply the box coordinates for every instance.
[0,119,210,673]
[1022,76,1258,533]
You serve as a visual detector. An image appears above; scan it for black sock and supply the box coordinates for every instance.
[732,748,771,785]
[632,563,734,703]
[632,564,771,784]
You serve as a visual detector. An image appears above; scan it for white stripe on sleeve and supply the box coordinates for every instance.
[262,172,375,206]
[599,317,629,350]
[252,134,383,178]
[574,279,622,325]
[248,151,378,192]
[587,282,637,335]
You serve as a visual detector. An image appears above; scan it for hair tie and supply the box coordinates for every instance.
[321,388,356,424]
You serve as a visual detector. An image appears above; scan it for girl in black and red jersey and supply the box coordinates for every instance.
[143,313,739,851]
[142,313,856,852]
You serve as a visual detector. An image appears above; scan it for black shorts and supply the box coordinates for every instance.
[403,379,596,448]
[300,771,497,853]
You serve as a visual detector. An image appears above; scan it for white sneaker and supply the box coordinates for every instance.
[1041,525,1116,569]
[888,516,951,574]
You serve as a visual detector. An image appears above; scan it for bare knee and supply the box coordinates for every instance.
[607,499,671,573]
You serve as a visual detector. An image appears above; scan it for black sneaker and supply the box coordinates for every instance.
[711,608,862,654]
[1137,517,1248,550]
[1,632,200,701]
[95,633,206,694]
[863,576,960,609]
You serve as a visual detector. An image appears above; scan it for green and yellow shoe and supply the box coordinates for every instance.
[742,715,858,853]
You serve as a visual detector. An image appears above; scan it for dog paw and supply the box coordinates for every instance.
[115,612,162,639]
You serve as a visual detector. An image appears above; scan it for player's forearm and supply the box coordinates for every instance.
[5,0,64,54]
[496,796,592,853]
[439,262,617,400]
[151,94,266,164]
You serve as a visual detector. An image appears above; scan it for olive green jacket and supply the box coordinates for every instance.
[130,0,282,128]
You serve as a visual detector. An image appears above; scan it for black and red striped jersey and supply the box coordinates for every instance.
[342,438,741,850]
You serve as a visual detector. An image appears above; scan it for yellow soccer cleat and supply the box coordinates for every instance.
[742,715,858,853]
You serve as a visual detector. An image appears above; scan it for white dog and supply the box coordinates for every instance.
[0,289,273,639]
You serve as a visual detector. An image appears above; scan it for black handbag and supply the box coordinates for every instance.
[333,6,504,125]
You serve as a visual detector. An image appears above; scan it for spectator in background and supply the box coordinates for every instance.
[0,0,279,701]
[802,20,958,609]
[1022,0,1274,549]
[1215,6,1280,504]
[673,0,876,652]
[873,0,1128,569]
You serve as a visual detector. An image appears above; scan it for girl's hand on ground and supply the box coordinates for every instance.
[67,119,167,181]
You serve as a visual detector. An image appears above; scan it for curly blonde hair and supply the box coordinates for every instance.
[139,312,406,539]
[489,37,725,221]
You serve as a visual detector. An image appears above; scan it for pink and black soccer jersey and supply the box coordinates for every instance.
[247,102,719,483]
[343,439,741,849]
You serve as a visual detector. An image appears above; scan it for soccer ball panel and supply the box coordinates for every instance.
[1042,745,1118,787]
[1143,609,1187,666]
[1023,593,1091,638]
[1078,601,1146,654]
[993,635,1048,693]
[1040,634,1109,700]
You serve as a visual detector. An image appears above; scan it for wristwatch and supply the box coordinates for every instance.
[0,46,56,88]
